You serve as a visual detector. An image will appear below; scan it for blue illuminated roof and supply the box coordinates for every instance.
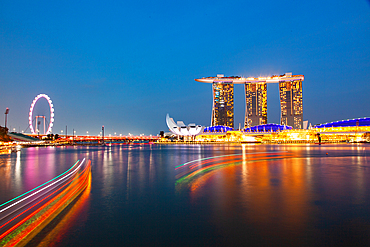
[203,126,233,133]
[314,117,370,128]
[244,124,292,132]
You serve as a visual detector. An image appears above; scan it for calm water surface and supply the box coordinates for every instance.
[0,144,369,246]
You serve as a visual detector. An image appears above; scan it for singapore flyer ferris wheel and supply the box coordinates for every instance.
[29,94,55,135]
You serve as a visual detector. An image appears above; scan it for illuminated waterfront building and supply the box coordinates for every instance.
[203,125,233,133]
[212,82,234,128]
[196,73,304,129]
[314,117,370,128]
[166,114,204,136]
[244,123,292,132]
[245,83,267,127]
[194,74,235,128]
[161,117,370,143]
[279,74,303,129]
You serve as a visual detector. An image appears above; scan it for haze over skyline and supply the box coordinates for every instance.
[1,0,369,135]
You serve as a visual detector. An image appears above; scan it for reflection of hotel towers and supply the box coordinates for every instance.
[195,73,304,129]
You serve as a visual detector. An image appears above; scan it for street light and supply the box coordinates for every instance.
[102,126,105,144]
[4,108,9,129]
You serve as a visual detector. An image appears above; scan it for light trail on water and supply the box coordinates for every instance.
[0,158,92,246]
[175,151,294,193]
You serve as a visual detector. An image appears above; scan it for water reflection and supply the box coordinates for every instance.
[175,144,370,245]
[14,151,21,192]
[0,144,369,246]
[0,155,12,202]
[35,173,92,247]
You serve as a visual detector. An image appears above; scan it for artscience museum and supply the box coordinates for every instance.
[166,114,204,136]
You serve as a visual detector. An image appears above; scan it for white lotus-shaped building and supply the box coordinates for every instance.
[166,114,204,136]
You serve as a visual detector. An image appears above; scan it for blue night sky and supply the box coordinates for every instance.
[1,0,369,135]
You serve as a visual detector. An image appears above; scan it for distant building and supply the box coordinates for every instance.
[195,73,304,129]
[212,82,234,128]
[314,117,370,128]
[279,74,303,129]
[166,114,204,136]
[245,83,267,127]
[203,125,233,133]
[244,123,292,132]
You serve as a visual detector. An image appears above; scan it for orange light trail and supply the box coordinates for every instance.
[0,159,91,246]
[11,163,91,246]
[38,172,92,246]
[176,152,294,193]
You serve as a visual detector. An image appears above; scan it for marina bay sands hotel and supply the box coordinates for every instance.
[195,73,304,129]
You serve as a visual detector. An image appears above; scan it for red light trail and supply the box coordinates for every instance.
[0,159,91,246]
[176,152,295,193]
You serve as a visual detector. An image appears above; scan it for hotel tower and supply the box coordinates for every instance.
[279,77,303,129]
[212,81,234,128]
[245,82,267,127]
[195,73,304,129]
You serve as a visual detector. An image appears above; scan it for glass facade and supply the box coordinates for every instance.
[279,80,303,129]
[203,125,233,133]
[212,82,234,128]
[244,123,292,132]
[244,83,267,128]
[314,117,370,128]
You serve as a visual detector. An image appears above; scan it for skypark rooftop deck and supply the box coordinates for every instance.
[195,73,304,84]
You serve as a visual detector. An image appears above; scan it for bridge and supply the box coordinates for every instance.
[21,134,160,145]
[62,135,160,144]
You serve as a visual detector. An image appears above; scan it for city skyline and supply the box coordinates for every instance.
[0,1,369,135]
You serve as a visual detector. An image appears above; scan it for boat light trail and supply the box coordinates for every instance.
[175,151,286,169]
[176,151,294,192]
[0,159,85,215]
[0,160,80,208]
[0,159,92,246]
